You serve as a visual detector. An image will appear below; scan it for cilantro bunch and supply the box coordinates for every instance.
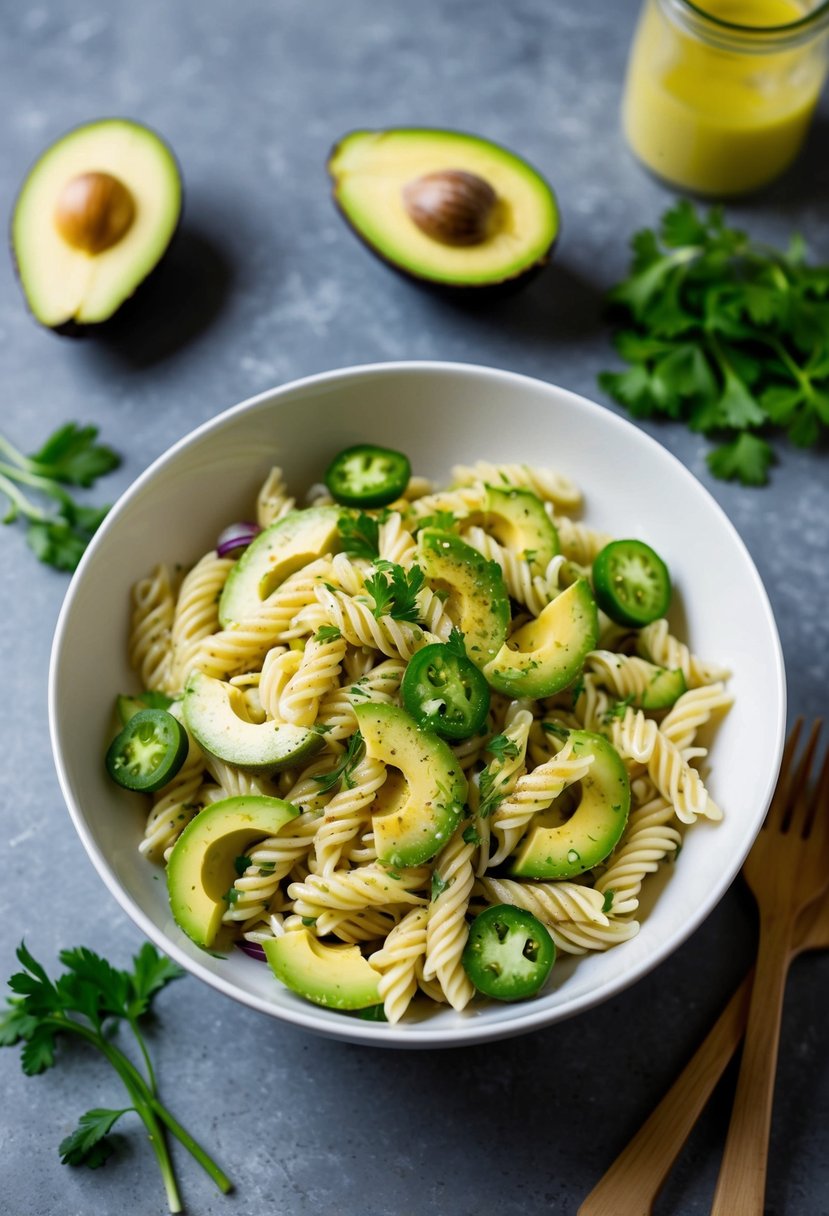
[599,201,829,485]
[1,942,232,1213]
[0,422,119,568]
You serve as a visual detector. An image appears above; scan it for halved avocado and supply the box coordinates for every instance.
[167,795,299,948]
[328,128,559,289]
[12,119,181,329]
[509,732,630,879]
[219,506,341,628]
[474,485,559,571]
[484,579,598,698]
[354,702,467,868]
[264,930,381,1011]
[417,529,510,667]
[182,670,323,773]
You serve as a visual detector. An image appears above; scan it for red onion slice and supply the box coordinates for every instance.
[217,521,261,559]
[236,939,268,962]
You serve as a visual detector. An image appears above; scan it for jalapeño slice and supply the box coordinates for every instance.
[401,642,490,740]
[105,708,188,793]
[462,904,555,1001]
[592,539,671,627]
[324,444,411,508]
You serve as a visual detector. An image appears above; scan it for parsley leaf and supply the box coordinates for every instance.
[338,511,380,560]
[59,1108,129,1168]
[312,731,364,792]
[313,624,342,644]
[486,734,520,765]
[0,422,119,569]
[600,202,829,484]
[365,561,425,622]
[431,873,449,900]
[1,941,230,1207]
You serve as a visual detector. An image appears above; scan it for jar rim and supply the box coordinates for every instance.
[669,0,829,41]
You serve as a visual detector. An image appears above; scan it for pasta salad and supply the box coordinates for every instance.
[106,445,731,1023]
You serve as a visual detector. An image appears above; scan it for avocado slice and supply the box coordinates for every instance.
[183,669,323,772]
[328,128,559,289]
[167,795,299,948]
[484,579,598,698]
[264,930,381,1011]
[417,529,510,667]
[219,506,341,628]
[354,702,467,868]
[475,485,560,571]
[12,119,181,329]
[509,732,630,880]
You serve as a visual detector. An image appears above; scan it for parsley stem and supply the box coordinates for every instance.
[765,336,816,401]
[128,1016,158,1095]
[0,472,49,524]
[0,459,72,508]
[149,1099,234,1195]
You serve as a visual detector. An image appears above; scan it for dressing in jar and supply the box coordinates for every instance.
[623,0,829,195]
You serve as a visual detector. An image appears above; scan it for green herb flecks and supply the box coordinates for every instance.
[337,511,380,560]
[0,423,120,570]
[312,731,364,793]
[313,625,342,644]
[0,942,232,1212]
[599,201,829,485]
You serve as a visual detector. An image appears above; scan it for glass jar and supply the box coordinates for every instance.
[622,0,829,196]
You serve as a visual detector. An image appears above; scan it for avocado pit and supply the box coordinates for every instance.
[54,171,136,255]
[402,169,497,246]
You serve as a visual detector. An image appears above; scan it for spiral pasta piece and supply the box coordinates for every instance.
[585,651,680,703]
[594,797,681,915]
[409,484,487,522]
[169,551,235,692]
[278,632,348,726]
[548,512,613,565]
[256,466,295,528]
[140,730,206,862]
[369,907,429,1024]
[461,526,565,616]
[475,877,639,954]
[222,811,320,925]
[314,906,402,943]
[313,754,388,875]
[636,619,730,688]
[288,864,430,916]
[194,558,333,678]
[488,738,595,867]
[129,564,177,693]
[451,461,582,510]
[611,707,721,824]
[423,832,475,1011]
[378,512,418,566]
[314,584,435,660]
[659,683,733,753]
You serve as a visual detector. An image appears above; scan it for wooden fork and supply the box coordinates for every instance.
[710,719,829,1215]
[578,718,829,1216]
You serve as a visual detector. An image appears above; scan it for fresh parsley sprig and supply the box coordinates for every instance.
[599,200,829,485]
[337,511,380,560]
[312,730,364,793]
[364,560,425,622]
[0,423,120,569]
[477,733,521,819]
[0,941,232,1213]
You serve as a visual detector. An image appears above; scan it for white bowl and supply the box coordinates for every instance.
[49,361,785,1047]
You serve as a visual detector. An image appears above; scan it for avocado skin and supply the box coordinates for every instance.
[11,117,183,334]
[327,127,559,293]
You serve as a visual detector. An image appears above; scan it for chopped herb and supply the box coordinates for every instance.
[462,825,481,847]
[431,873,449,900]
[233,856,252,877]
[603,694,635,723]
[0,942,231,1210]
[601,890,615,914]
[416,510,457,533]
[0,423,120,571]
[312,731,364,792]
[365,561,425,622]
[337,511,380,560]
[486,734,520,765]
[523,549,538,564]
[570,674,586,706]
[313,625,342,644]
[445,627,467,657]
[224,887,240,905]
[541,721,570,740]
[313,722,333,734]
[301,917,318,928]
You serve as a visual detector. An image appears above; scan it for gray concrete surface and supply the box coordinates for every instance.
[0,1,827,1213]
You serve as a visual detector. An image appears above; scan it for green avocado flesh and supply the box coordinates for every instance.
[484,579,598,698]
[509,732,630,879]
[183,670,323,772]
[13,118,181,328]
[417,529,510,667]
[264,931,381,1010]
[477,485,560,571]
[219,507,341,628]
[354,702,467,868]
[328,128,559,287]
[167,796,299,948]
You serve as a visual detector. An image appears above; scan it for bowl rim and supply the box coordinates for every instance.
[48,359,786,1047]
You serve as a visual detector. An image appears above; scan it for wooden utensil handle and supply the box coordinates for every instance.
[709,912,795,1216]
[577,975,752,1216]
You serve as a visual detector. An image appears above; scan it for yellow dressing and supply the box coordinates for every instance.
[623,0,828,195]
